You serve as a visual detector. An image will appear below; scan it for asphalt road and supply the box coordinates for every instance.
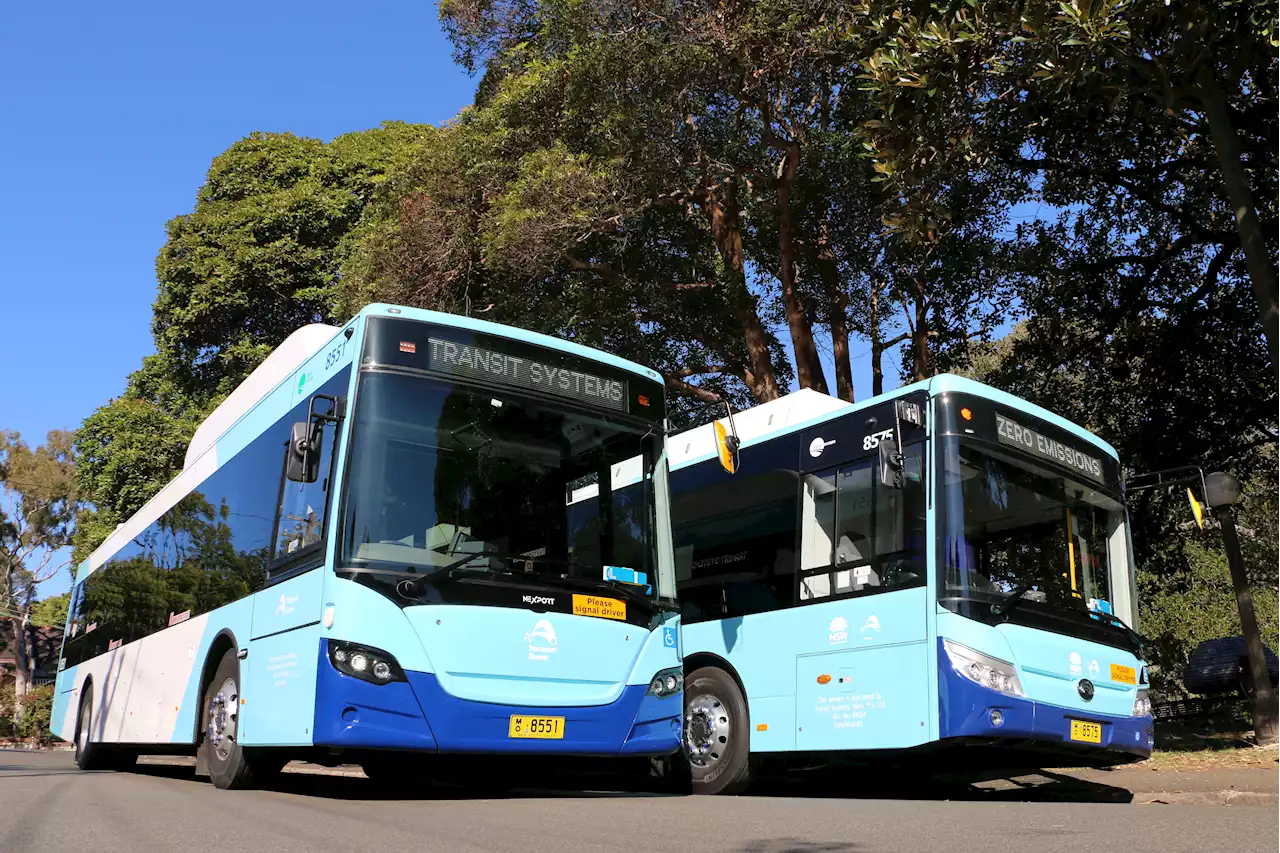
[1,751,1275,853]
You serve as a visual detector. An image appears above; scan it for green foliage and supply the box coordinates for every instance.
[14,685,54,743]
[29,592,68,629]
[154,124,431,401]
[1141,540,1280,700]
[0,681,13,738]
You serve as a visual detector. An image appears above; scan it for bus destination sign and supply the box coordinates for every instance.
[995,412,1104,482]
[427,338,628,413]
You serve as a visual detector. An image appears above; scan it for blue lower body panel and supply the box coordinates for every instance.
[939,655,1152,759]
[312,641,681,756]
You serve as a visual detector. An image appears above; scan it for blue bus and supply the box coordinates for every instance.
[52,304,685,789]
[657,376,1153,794]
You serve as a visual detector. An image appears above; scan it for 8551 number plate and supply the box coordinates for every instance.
[508,715,565,739]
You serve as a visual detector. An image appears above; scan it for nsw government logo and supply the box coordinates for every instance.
[828,616,849,646]
[525,619,558,661]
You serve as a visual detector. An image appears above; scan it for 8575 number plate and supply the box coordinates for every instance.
[508,715,565,739]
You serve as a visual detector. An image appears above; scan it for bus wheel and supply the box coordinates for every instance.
[683,666,751,795]
[202,648,259,790]
[74,685,136,771]
[75,684,108,770]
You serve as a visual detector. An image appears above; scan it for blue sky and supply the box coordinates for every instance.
[0,1,906,599]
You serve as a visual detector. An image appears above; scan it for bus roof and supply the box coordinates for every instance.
[360,304,664,384]
[571,374,1117,500]
[82,304,665,583]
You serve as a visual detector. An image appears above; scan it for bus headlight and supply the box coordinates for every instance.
[1132,689,1152,717]
[327,640,406,686]
[943,639,1024,697]
[647,667,684,698]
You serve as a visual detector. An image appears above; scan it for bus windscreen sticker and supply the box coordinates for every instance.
[995,413,1104,482]
[427,338,628,412]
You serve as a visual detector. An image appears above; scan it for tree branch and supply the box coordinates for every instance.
[662,373,724,403]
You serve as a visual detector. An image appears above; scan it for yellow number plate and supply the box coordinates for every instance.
[1110,664,1136,684]
[509,715,565,739]
[1069,719,1103,744]
[572,594,626,621]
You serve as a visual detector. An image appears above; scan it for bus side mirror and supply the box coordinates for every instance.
[878,438,904,489]
[1187,487,1205,529]
[714,421,740,474]
[286,421,321,483]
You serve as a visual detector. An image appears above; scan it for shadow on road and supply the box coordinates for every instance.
[1,751,1132,804]
[121,760,668,802]
[112,757,1135,804]
[741,762,1135,804]
[737,842,861,853]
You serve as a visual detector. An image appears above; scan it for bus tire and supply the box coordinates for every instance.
[201,648,258,790]
[75,684,110,771]
[683,666,751,795]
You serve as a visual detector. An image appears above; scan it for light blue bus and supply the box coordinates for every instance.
[52,304,684,789]
[657,376,1153,794]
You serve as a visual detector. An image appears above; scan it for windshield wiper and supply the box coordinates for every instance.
[443,549,508,573]
[1088,609,1146,652]
[991,583,1034,618]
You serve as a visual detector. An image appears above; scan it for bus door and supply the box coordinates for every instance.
[792,396,931,752]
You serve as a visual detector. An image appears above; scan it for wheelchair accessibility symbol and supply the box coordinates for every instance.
[663,627,678,648]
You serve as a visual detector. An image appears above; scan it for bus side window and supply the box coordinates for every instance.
[799,444,926,601]
[274,416,336,563]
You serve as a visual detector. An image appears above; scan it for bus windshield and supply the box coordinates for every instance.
[341,371,672,602]
[939,437,1135,642]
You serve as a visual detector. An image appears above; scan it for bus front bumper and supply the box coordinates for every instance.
[312,644,681,757]
[939,662,1153,760]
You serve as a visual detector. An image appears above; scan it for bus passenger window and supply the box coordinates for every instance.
[672,469,799,623]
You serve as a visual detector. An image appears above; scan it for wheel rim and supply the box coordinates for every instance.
[684,692,731,768]
[207,676,239,762]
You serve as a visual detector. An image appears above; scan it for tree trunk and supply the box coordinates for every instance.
[704,181,782,402]
[776,142,829,394]
[870,281,885,397]
[911,277,932,382]
[1198,68,1279,368]
[818,223,853,402]
[9,613,31,725]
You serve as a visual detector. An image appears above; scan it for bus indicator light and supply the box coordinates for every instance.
[960,407,973,421]
[399,341,417,353]
[756,723,768,731]
[816,674,832,685]
[637,394,650,407]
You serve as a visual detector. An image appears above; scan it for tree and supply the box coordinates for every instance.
[0,430,77,723]
[854,0,1278,364]
[348,0,1019,411]
[154,123,433,401]
[29,592,69,629]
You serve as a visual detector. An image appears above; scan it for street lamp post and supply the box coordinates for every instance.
[1204,471,1278,746]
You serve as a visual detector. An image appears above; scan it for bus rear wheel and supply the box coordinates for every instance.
[75,685,106,770]
[683,666,751,795]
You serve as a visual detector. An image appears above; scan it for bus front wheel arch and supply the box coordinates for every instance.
[682,660,752,795]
